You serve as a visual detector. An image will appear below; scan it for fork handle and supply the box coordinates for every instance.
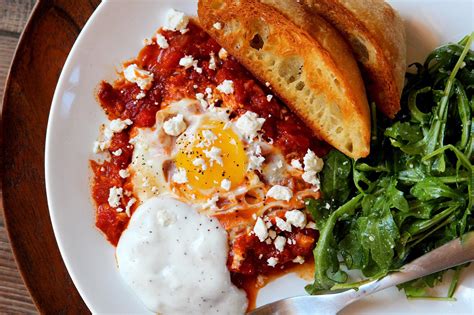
[344,232,474,306]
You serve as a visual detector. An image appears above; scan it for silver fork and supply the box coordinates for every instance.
[248,232,474,315]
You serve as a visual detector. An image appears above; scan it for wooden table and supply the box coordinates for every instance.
[1,2,38,313]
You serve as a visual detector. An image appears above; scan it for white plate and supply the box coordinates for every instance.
[45,0,474,314]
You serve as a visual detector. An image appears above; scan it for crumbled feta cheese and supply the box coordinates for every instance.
[221,179,231,191]
[205,87,213,98]
[266,94,273,102]
[266,185,293,201]
[217,80,234,94]
[292,256,305,264]
[123,64,154,90]
[116,207,124,213]
[291,159,303,170]
[203,146,223,166]
[305,222,317,230]
[265,81,270,87]
[267,257,279,267]
[203,195,219,210]
[179,55,195,69]
[248,155,265,171]
[304,149,324,173]
[213,22,222,30]
[163,114,187,136]
[275,217,292,232]
[136,91,146,100]
[285,210,307,228]
[172,167,188,184]
[302,170,320,186]
[108,186,123,208]
[163,9,189,32]
[119,169,130,178]
[143,38,153,46]
[192,158,207,171]
[109,118,133,133]
[253,217,268,242]
[202,129,217,143]
[235,111,266,140]
[274,236,286,252]
[125,198,136,217]
[218,48,228,59]
[209,53,217,70]
[156,33,169,49]
[112,149,122,156]
[195,93,208,108]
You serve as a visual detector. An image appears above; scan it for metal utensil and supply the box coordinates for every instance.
[248,232,474,315]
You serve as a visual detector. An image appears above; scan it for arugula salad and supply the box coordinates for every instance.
[306,33,474,298]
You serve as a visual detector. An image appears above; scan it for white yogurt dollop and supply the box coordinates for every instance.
[116,196,248,315]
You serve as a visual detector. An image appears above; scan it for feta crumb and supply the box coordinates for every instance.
[155,33,169,49]
[203,195,219,210]
[252,213,257,220]
[209,53,217,70]
[305,222,317,230]
[112,149,122,156]
[218,48,228,59]
[202,129,217,143]
[213,22,222,30]
[275,217,292,232]
[123,64,154,90]
[203,146,223,166]
[221,179,231,191]
[109,118,133,133]
[267,257,279,267]
[172,167,188,184]
[292,256,305,264]
[136,91,146,100]
[302,170,320,186]
[291,159,303,170]
[266,94,273,102]
[285,210,307,228]
[125,198,136,217]
[116,208,124,213]
[235,111,266,140]
[179,55,195,69]
[253,217,268,242]
[195,93,208,108]
[217,80,234,94]
[248,155,265,171]
[163,114,187,136]
[143,38,153,46]
[274,236,286,252]
[192,157,207,171]
[119,169,130,178]
[265,81,270,87]
[266,185,293,201]
[163,9,189,32]
[108,186,123,208]
[229,138,237,145]
[304,149,324,173]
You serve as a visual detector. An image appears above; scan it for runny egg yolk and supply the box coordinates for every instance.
[175,120,247,198]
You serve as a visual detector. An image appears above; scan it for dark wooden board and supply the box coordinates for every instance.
[1,0,100,313]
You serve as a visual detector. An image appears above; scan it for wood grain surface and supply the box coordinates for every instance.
[1,0,99,313]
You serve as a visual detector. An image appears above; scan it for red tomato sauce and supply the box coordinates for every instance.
[91,20,327,300]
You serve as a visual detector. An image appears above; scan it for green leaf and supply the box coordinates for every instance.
[411,178,464,201]
[320,150,352,206]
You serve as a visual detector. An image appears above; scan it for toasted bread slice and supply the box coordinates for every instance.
[301,0,406,118]
[198,0,371,158]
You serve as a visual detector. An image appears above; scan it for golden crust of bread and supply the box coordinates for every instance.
[301,0,406,118]
[198,0,371,158]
